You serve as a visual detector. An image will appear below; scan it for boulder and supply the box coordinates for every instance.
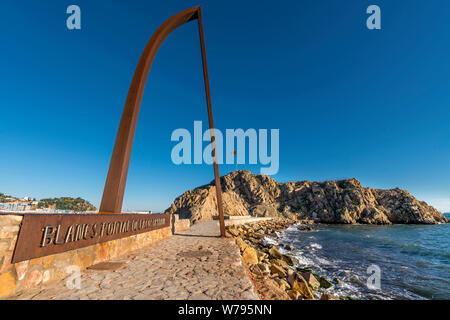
[270,264,287,277]
[268,247,282,259]
[242,246,258,265]
[250,264,263,276]
[287,272,296,287]
[296,225,315,232]
[297,267,313,273]
[287,290,301,300]
[274,278,290,291]
[318,276,333,289]
[257,263,270,275]
[227,228,240,237]
[286,268,294,279]
[281,254,298,266]
[320,292,339,300]
[256,250,267,263]
[300,272,320,290]
[272,259,289,269]
[291,274,315,300]
[235,237,247,252]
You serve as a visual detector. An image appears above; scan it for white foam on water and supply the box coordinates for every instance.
[295,254,315,266]
[286,225,298,232]
[263,236,278,246]
[316,256,333,265]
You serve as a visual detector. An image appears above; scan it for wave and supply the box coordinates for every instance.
[309,243,323,250]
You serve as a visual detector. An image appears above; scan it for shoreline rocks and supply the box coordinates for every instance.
[227,218,344,301]
[166,170,447,225]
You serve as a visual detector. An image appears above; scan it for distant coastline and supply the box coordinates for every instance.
[0,192,96,213]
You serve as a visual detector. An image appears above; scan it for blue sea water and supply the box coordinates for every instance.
[276,213,450,300]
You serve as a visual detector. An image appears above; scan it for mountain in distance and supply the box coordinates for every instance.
[165,170,448,225]
[37,197,97,211]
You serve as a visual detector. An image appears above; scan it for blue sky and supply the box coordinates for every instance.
[0,0,449,212]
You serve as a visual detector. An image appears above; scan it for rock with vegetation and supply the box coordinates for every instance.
[0,193,22,203]
[166,170,447,224]
[0,193,96,212]
[37,197,96,211]
[318,276,334,289]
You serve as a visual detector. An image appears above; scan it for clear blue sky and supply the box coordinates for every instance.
[1,0,449,212]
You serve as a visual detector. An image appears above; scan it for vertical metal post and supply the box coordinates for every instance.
[197,9,226,237]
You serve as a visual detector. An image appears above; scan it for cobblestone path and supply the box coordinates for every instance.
[9,221,259,300]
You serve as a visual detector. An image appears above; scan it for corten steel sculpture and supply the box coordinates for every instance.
[99,6,227,237]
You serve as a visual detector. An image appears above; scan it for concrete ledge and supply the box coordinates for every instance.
[211,217,272,226]
[213,215,273,221]
[173,214,191,233]
[224,217,272,226]
[213,215,252,220]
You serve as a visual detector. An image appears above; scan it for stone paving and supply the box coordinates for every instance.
[8,221,259,300]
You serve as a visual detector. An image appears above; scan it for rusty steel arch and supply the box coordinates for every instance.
[99,6,226,237]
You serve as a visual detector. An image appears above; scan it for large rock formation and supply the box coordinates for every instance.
[165,171,447,225]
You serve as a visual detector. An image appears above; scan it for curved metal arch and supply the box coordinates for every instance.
[99,6,226,237]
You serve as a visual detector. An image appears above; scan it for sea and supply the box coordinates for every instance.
[273,213,450,300]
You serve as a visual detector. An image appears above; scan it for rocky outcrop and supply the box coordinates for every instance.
[165,170,447,224]
[227,219,339,300]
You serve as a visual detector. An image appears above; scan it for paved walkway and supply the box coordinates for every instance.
[9,221,259,300]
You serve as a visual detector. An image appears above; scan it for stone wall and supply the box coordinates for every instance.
[173,214,191,233]
[0,214,172,299]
